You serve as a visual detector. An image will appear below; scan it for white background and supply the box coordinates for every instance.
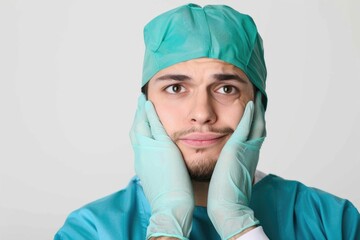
[1,0,359,239]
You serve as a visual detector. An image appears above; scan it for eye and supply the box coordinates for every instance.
[216,85,238,94]
[164,84,186,94]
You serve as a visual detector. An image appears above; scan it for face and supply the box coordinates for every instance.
[147,58,254,181]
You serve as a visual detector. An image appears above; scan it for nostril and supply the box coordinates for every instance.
[190,116,214,124]
[188,96,217,124]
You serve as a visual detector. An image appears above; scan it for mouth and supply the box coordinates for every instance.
[178,133,228,148]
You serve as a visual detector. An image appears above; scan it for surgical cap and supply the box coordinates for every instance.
[142,3,268,108]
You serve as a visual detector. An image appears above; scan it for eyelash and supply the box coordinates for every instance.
[215,85,239,95]
[164,84,186,94]
[163,84,240,95]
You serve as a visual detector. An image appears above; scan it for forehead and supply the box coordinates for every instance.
[150,58,250,82]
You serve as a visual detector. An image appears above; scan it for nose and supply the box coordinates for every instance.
[188,90,217,125]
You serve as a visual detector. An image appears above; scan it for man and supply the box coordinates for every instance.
[55,4,360,240]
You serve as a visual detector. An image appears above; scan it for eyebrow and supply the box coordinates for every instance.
[155,73,248,83]
[212,74,248,84]
[155,74,191,81]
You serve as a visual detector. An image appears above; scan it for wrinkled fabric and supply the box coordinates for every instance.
[142,3,268,108]
[55,175,359,240]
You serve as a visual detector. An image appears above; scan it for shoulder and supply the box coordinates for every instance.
[72,177,147,217]
[253,174,357,209]
[251,174,360,239]
[80,177,148,214]
[55,177,150,240]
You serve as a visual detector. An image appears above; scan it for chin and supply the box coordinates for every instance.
[183,155,218,182]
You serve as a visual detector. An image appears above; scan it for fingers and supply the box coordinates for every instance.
[248,91,266,140]
[230,101,254,143]
[145,100,172,142]
[130,94,172,143]
[137,93,147,108]
[130,94,151,141]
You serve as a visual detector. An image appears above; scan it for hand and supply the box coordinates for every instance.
[207,92,266,240]
[130,94,194,240]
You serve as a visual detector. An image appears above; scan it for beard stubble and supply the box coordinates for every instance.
[172,126,234,182]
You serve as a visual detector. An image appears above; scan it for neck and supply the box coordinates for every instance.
[192,180,209,207]
[191,177,257,207]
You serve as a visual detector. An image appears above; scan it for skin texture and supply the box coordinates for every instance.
[147,58,254,181]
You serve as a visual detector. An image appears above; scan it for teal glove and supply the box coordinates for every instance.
[130,94,194,240]
[207,92,266,240]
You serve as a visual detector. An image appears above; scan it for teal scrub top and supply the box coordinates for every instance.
[55,175,360,240]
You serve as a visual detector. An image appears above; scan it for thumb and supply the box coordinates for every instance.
[248,91,266,140]
[229,101,254,143]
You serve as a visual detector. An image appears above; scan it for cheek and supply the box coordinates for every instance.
[232,92,254,126]
[218,101,247,130]
[152,103,183,137]
[225,109,244,129]
[215,86,254,129]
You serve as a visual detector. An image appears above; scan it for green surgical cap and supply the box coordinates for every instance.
[142,3,268,108]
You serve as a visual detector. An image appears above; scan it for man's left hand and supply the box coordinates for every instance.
[207,92,266,240]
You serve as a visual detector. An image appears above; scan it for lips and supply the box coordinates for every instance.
[178,133,227,148]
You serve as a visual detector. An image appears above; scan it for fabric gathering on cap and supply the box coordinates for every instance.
[142,3,268,109]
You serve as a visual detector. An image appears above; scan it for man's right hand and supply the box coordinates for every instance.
[130,94,194,240]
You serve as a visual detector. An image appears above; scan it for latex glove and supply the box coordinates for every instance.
[207,92,266,240]
[130,94,194,240]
